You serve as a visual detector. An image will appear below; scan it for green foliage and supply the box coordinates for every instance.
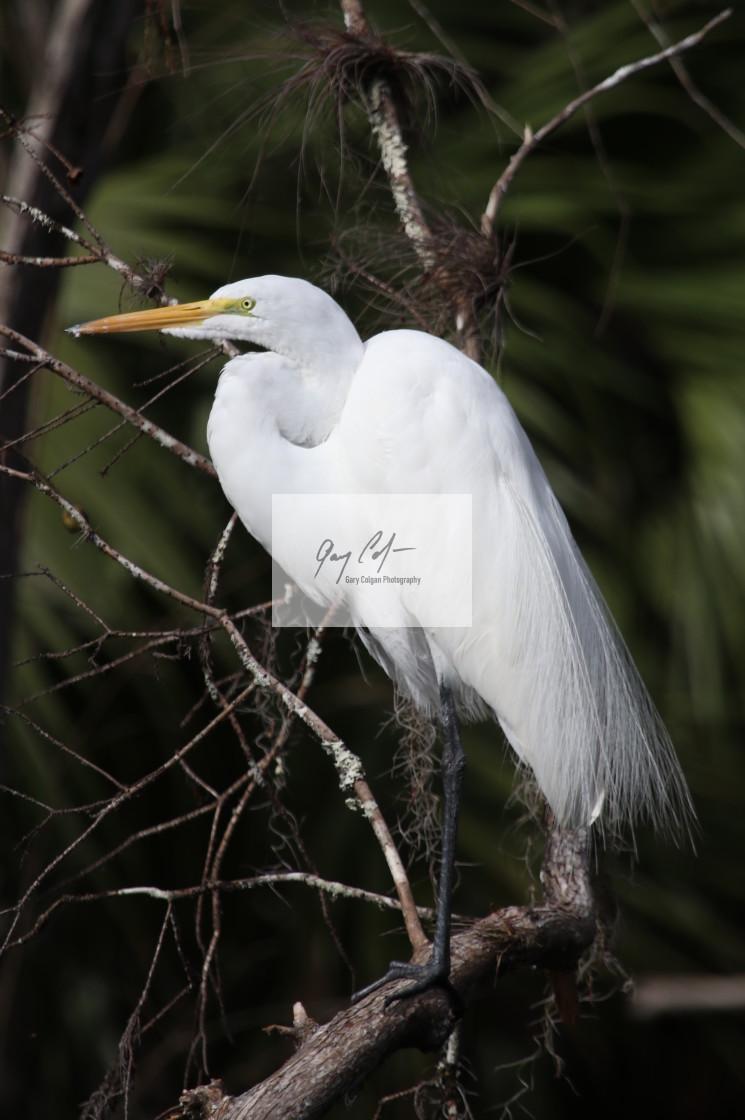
[2,1,745,1117]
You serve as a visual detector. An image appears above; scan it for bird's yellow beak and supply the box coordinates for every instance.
[68,297,235,336]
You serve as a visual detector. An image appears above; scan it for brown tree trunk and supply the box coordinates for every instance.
[0,0,145,727]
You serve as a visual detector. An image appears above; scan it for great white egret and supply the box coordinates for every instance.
[70,275,693,1000]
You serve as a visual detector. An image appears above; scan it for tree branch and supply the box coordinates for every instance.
[1,460,424,959]
[0,327,218,478]
[340,0,435,269]
[172,828,596,1120]
[481,8,732,234]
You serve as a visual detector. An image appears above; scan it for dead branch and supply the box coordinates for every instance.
[629,0,744,150]
[1,460,423,963]
[0,326,217,478]
[171,825,595,1120]
[481,8,732,234]
[339,0,489,360]
[340,0,434,265]
[0,872,433,957]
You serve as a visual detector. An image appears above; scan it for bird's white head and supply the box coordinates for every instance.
[68,274,364,379]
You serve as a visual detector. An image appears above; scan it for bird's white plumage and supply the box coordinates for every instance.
[166,275,693,838]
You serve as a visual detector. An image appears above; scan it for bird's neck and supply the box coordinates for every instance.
[207,346,355,554]
[208,298,365,551]
[260,313,363,444]
[259,300,364,387]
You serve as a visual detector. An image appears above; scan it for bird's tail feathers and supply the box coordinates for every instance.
[499,478,694,843]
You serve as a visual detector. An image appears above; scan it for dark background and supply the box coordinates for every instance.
[1,1,744,1116]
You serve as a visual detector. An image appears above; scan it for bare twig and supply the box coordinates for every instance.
[0,250,100,268]
[1,460,425,956]
[481,8,732,233]
[0,326,218,477]
[629,0,745,150]
[10,871,433,916]
[0,189,242,354]
[81,906,175,1120]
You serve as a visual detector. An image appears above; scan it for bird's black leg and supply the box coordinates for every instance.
[352,682,465,1005]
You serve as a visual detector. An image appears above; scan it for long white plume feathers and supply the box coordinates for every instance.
[489,472,693,838]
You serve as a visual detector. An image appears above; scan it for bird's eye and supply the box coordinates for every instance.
[240,297,256,313]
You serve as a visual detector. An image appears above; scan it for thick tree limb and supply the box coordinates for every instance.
[173,824,595,1120]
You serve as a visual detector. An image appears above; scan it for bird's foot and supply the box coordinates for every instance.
[352,955,460,1009]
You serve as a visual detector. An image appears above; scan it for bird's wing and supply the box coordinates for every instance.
[336,329,691,835]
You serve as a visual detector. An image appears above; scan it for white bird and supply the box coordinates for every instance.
[70,275,693,999]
